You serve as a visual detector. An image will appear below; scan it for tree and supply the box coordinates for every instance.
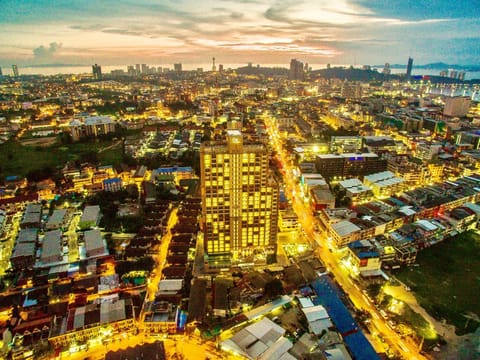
[79,150,99,165]
[27,166,55,182]
[264,279,284,299]
[332,184,352,208]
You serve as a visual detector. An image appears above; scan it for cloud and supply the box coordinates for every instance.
[1,0,476,66]
[33,42,62,60]
[230,12,244,19]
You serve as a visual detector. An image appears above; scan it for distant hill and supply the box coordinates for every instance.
[311,67,480,84]
[311,67,400,82]
[383,63,480,71]
[235,66,288,76]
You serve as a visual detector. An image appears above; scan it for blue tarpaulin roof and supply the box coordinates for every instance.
[103,177,122,184]
[311,276,380,360]
[156,166,192,173]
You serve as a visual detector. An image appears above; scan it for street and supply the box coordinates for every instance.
[139,207,178,325]
[263,113,427,360]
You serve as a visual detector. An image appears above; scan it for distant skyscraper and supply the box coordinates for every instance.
[212,57,216,72]
[12,64,19,77]
[141,64,148,74]
[218,64,224,73]
[127,65,135,76]
[135,64,141,75]
[406,57,413,79]
[289,59,304,81]
[0,66,2,76]
[200,121,279,262]
[92,64,102,80]
[174,63,182,72]
[382,63,391,75]
[341,80,362,99]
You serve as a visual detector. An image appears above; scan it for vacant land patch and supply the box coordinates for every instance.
[0,138,124,177]
[396,231,480,335]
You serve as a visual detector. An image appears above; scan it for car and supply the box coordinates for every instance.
[272,316,281,324]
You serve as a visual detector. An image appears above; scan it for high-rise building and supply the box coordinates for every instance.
[0,66,2,76]
[382,63,391,75]
[316,153,387,179]
[406,57,413,79]
[141,64,148,74]
[12,64,19,77]
[289,59,304,81]
[218,64,224,73]
[92,64,102,80]
[212,57,216,72]
[135,64,141,75]
[127,65,136,76]
[174,63,182,72]
[340,81,362,99]
[200,121,279,262]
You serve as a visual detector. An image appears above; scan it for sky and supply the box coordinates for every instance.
[0,0,479,68]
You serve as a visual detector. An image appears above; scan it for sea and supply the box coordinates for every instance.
[3,63,479,80]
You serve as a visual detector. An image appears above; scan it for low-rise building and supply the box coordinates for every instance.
[301,304,333,336]
[40,230,63,265]
[346,239,382,277]
[338,178,373,204]
[279,210,299,232]
[143,301,179,335]
[220,317,294,360]
[79,205,101,230]
[363,171,405,199]
[10,229,37,270]
[48,297,135,348]
[84,229,107,258]
[103,177,123,192]
[20,203,42,229]
[46,209,69,230]
[310,187,336,211]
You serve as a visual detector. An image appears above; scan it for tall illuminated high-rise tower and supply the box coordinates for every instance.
[200,121,278,264]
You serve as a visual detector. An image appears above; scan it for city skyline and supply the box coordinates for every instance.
[1,0,479,67]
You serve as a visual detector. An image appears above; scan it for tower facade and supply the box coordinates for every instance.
[289,59,304,81]
[12,64,19,77]
[92,64,102,80]
[406,57,413,79]
[212,57,216,72]
[200,122,278,261]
